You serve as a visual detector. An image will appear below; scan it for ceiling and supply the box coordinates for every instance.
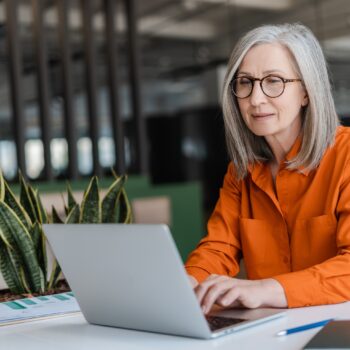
[135,0,350,79]
[0,0,349,128]
[0,0,349,78]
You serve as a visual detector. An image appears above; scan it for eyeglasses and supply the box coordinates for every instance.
[231,75,302,99]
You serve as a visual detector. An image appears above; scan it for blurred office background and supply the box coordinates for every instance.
[1,0,350,216]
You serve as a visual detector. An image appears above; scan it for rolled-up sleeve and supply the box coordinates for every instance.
[185,163,242,282]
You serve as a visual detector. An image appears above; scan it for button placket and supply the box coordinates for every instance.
[276,170,289,219]
[276,172,292,268]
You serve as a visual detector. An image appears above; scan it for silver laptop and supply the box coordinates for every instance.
[43,224,285,339]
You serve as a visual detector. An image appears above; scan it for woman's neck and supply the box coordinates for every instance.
[265,118,302,166]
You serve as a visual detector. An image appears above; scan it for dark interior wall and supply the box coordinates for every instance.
[145,106,228,215]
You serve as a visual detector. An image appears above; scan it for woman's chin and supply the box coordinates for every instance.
[249,127,277,137]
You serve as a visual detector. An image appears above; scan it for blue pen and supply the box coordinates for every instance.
[276,318,333,336]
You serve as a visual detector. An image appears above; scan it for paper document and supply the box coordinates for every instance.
[0,292,81,326]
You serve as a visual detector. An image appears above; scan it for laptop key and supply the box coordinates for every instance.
[206,315,246,331]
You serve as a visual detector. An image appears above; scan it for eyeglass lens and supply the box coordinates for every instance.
[232,76,284,98]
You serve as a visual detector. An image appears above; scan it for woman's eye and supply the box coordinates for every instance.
[266,77,281,84]
[239,78,251,85]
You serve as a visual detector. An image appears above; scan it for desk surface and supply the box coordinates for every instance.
[1,301,350,350]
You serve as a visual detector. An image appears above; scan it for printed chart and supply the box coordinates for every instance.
[0,292,81,326]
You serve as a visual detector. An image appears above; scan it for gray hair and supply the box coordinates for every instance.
[222,23,339,180]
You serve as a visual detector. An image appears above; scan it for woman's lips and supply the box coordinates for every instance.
[252,113,274,119]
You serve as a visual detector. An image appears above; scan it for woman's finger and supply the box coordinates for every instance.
[201,279,234,314]
[216,287,241,307]
[194,275,226,303]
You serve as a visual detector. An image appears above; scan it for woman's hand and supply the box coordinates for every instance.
[194,274,287,314]
[188,274,199,288]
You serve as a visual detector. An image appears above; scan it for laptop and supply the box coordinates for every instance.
[43,224,286,339]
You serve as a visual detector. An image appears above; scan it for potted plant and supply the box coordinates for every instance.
[0,172,132,302]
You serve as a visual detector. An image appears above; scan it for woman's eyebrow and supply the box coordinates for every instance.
[236,71,250,75]
[263,69,286,74]
[237,69,286,75]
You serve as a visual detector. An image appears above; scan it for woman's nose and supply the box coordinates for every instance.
[249,81,268,106]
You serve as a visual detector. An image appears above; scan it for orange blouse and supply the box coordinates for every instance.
[185,126,350,308]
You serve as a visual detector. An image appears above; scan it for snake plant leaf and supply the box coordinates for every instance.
[0,226,13,249]
[31,223,40,249]
[28,187,48,224]
[35,192,48,224]
[119,188,133,224]
[28,186,41,223]
[110,171,132,223]
[0,221,31,294]
[31,223,47,282]
[59,192,69,216]
[65,204,80,224]
[0,217,29,293]
[111,168,119,179]
[47,259,61,290]
[19,266,31,293]
[19,173,36,224]
[0,202,45,293]
[67,183,77,213]
[0,169,5,202]
[101,175,126,223]
[0,241,25,294]
[0,214,26,267]
[4,182,31,230]
[80,176,101,223]
[51,206,64,224]
[39,227,47,285]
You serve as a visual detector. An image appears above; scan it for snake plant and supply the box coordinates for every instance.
[0,172,132,295]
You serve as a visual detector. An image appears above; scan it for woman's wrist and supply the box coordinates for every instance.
[260,278,288,308]
[188,274,199,288]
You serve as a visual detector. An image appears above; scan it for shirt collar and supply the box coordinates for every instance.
[248,134,311,178]
[285,134,302,161]
[285,134,311,176]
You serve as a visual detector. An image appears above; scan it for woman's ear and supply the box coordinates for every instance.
[301,93,309,107]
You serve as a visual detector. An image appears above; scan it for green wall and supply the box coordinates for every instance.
[12,176,204,262]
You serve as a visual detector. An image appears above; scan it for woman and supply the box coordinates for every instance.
[185,23,350,313]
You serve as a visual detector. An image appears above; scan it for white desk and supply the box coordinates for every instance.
[1,302,350,350]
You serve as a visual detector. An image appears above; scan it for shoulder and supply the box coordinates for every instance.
[322,126,350,171]
[225,162,238,183]
[331,126,350,186]
[334,125,350,144]
[332,126,350,156]
[222,162,242,192]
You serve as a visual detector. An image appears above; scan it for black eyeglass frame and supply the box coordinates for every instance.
[230,75,303,99]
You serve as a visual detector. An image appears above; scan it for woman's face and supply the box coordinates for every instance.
[236,43,308,140]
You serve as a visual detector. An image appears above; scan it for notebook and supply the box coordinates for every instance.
[304,320,350,349]
[43,224,285,339]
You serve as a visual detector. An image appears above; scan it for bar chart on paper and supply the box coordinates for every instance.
[0,292,81,326]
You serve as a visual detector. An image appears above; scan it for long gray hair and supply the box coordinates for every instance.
[222,23,339,180]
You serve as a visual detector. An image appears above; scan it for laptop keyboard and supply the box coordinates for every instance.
[206,315,246,331]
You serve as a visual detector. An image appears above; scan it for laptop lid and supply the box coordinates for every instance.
[43,224,285,339]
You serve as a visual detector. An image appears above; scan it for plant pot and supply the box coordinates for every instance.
[0,280,71,303]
